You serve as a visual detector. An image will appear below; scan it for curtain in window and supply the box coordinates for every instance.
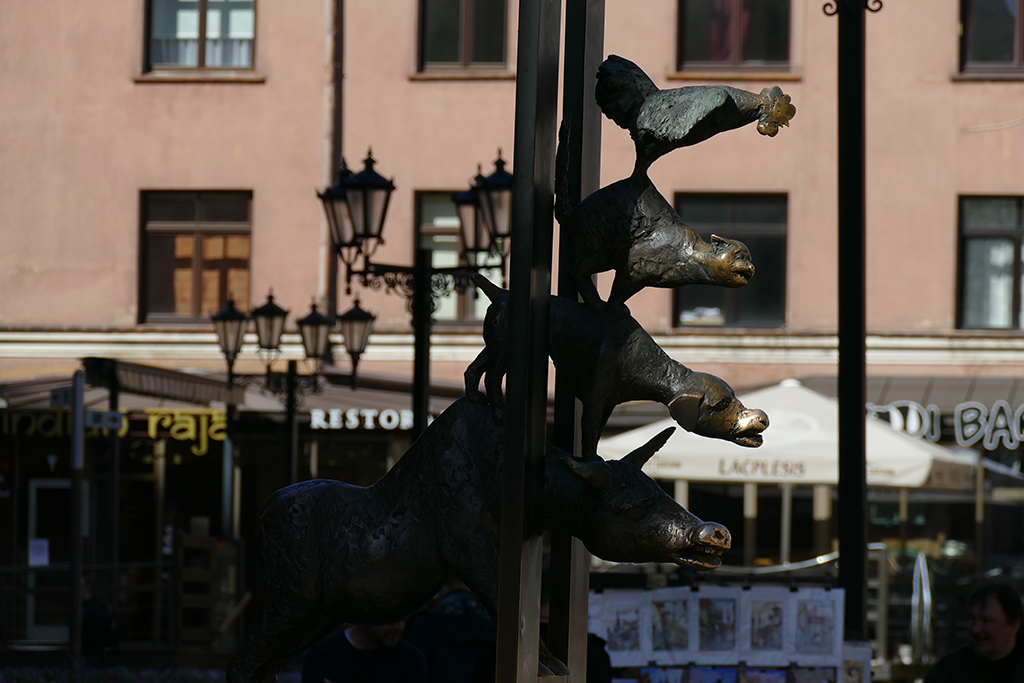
[963,239,1016,328]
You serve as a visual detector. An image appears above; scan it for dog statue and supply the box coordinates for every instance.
[555,119,756,308]
[465,276,768,459]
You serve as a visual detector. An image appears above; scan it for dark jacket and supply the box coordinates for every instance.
[925,643,1024,683]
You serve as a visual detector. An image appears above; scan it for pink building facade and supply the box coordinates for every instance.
[2,0,1024,656]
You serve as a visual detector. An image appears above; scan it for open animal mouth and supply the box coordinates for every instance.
[732,431,764,448]
[733,263,754,283]
[674,545,725,570]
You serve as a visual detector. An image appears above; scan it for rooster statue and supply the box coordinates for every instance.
[596,54,796,174]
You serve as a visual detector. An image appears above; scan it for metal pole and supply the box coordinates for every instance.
[327,0,344,315]
[813,484,832,556]
[975,456,985,570]
[222,404,236,539]
[496,0,561,678]
[286,360,299,485]
[837,0,869,642]
[70,370,85,683]
[743,482,758,566]
[549,1,604,677]
[106,385,120,614]
[779,483,793,565]
[411,248,432,439]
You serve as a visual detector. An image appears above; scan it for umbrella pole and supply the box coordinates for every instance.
[743,483,757,566]
[780,483,793,565]
[813,485,832,556]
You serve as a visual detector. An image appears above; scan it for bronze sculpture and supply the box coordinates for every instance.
[465,274,768,459]
[229,54,792,682]
[226,397,730,682]
[595,54,795,175]
[559,56,794,308]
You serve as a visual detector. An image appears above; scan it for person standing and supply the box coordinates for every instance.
[302,621,428,683]
[925,582,1024,682]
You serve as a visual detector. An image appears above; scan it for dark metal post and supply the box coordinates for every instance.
[496,0,562,679]
[70,370,85,683]
[107,384,120,609]
[222,404,237,539]
[549,0,604,676]
[836,0,869,642]
[412,248,432,439]
[327,0,344,315]
[286,360,299,485]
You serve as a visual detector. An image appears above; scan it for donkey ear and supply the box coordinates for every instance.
[559,454,611,489]
[668,395,700,432]
[622,427,675,469]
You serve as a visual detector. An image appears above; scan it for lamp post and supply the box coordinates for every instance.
[211,299,248,385]
[211,292,375,484]
[318,150,512,437]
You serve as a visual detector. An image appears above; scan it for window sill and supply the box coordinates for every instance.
[953,70,1024,82]
[666,68,801,83]
[135,69,266,85]
[410,68,515,82]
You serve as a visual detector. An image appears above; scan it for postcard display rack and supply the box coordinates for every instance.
[589,586,872,683]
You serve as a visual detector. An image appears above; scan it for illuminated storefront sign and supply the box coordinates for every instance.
[309,408,415,431]
[1,409,129,439]
[868,400,1024,451]
[145,408,226,456]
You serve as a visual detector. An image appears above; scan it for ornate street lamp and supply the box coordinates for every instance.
[211,299,248,383]
[251,292,289,352]
[317,161,360,271]
[215,291,372,389]
[342,149,395,258]
[453,186,488,265]
[318,149,510,436]
[475,151,514,255]
[296,301,334,364]
[336,299,375,387]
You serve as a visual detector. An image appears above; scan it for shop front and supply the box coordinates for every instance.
[0,360,460,662]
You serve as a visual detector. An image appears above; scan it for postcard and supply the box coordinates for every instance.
[796,596,835,654]
[699,597,737,651]
[607,601,642,652]
[640,666,687,683]
[739,668,787,683]
[792,666,837,683]
[652,596,690,651]
[690,666,738,683]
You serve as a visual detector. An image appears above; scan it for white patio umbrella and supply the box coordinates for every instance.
[598,379,971,489]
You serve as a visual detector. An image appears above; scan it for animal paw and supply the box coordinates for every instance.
[756,86,795,137]
[538,650,571,677]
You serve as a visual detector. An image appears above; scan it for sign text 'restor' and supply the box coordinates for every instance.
[310,408,415,431]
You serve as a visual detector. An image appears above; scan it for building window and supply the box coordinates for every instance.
[140,191,252,323]
[672,193,786,328]
[419,0,507,69]
[417,193,502,323]
[677,0,790,70]
[959,197,1024,329]
[147,0,255,70]
[961,0,1024,70]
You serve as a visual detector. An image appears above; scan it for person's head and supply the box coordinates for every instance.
[346,621,406,650]
[967,583,1022,661]
[365,622,405,648]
